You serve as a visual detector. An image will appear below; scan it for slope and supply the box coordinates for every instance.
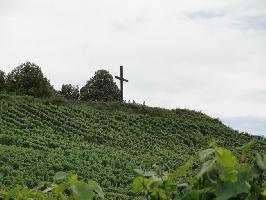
[0,94,265,199]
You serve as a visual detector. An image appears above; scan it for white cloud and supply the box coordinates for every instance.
[222,116,266,136]
[0,0,265,135]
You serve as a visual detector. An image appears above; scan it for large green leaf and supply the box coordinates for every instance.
[215,172,251,200]
[237,140,256,161]
[255,153,266,171]
[88,180,104,199]
[151,188,167,200]
[219,168,238,183]
[53,182,69,194]
[199,149,214,161]
[207,168,219,183]
[70,183,94,200]
[132,177,144,192]
[197,159,215,178]
[215,147,237,168]
[170,158,194,180]
[53,172,68,183]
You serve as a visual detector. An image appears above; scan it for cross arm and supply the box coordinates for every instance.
[115,76,129,82]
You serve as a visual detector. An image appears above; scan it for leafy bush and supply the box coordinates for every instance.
[60,84,80,100]
[80,70,120,102]
[0,145,265,200]
[0,172,104,200]
[133,143,266,200]
[5,62,54,98]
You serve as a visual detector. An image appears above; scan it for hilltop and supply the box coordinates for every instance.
[0,94,265,199]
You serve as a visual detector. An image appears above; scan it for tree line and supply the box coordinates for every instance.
[0,62,120,102]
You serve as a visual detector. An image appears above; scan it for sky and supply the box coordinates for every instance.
[0,0,266,136]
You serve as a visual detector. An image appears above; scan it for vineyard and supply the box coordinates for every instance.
[0,94,265,199]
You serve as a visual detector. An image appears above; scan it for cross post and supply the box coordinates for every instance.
[115,66,128,101]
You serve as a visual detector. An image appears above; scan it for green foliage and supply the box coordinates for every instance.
[5,62,54,98]
[0,70,5,92]
[133,145,266,200]
[60,84,80,100]
[43,95,67,105]
[0,94,265,199]
[0,147,265,200]
[80,70,120,101]
[0,172,104,199]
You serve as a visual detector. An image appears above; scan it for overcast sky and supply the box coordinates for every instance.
[0,0,266,136]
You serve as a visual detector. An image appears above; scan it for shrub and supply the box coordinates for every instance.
[80,70,120,102]
[5,62,54,98]
[60,84,80,100]
[0,172,104,200]
[133,142,266,200]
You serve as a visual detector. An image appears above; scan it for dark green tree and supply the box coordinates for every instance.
[80,70,120,101]
[0,70,5,92]
[60,84,79,100]
[5,62,54,98]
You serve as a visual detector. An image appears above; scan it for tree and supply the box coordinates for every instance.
[60,84,79,100]
[5,62,54,98]
[0,70,5,92]
[80,70,120,101]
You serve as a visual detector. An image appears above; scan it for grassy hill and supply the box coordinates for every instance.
[0,94,265,199]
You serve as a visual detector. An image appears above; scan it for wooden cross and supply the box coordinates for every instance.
[115,66,128,101]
